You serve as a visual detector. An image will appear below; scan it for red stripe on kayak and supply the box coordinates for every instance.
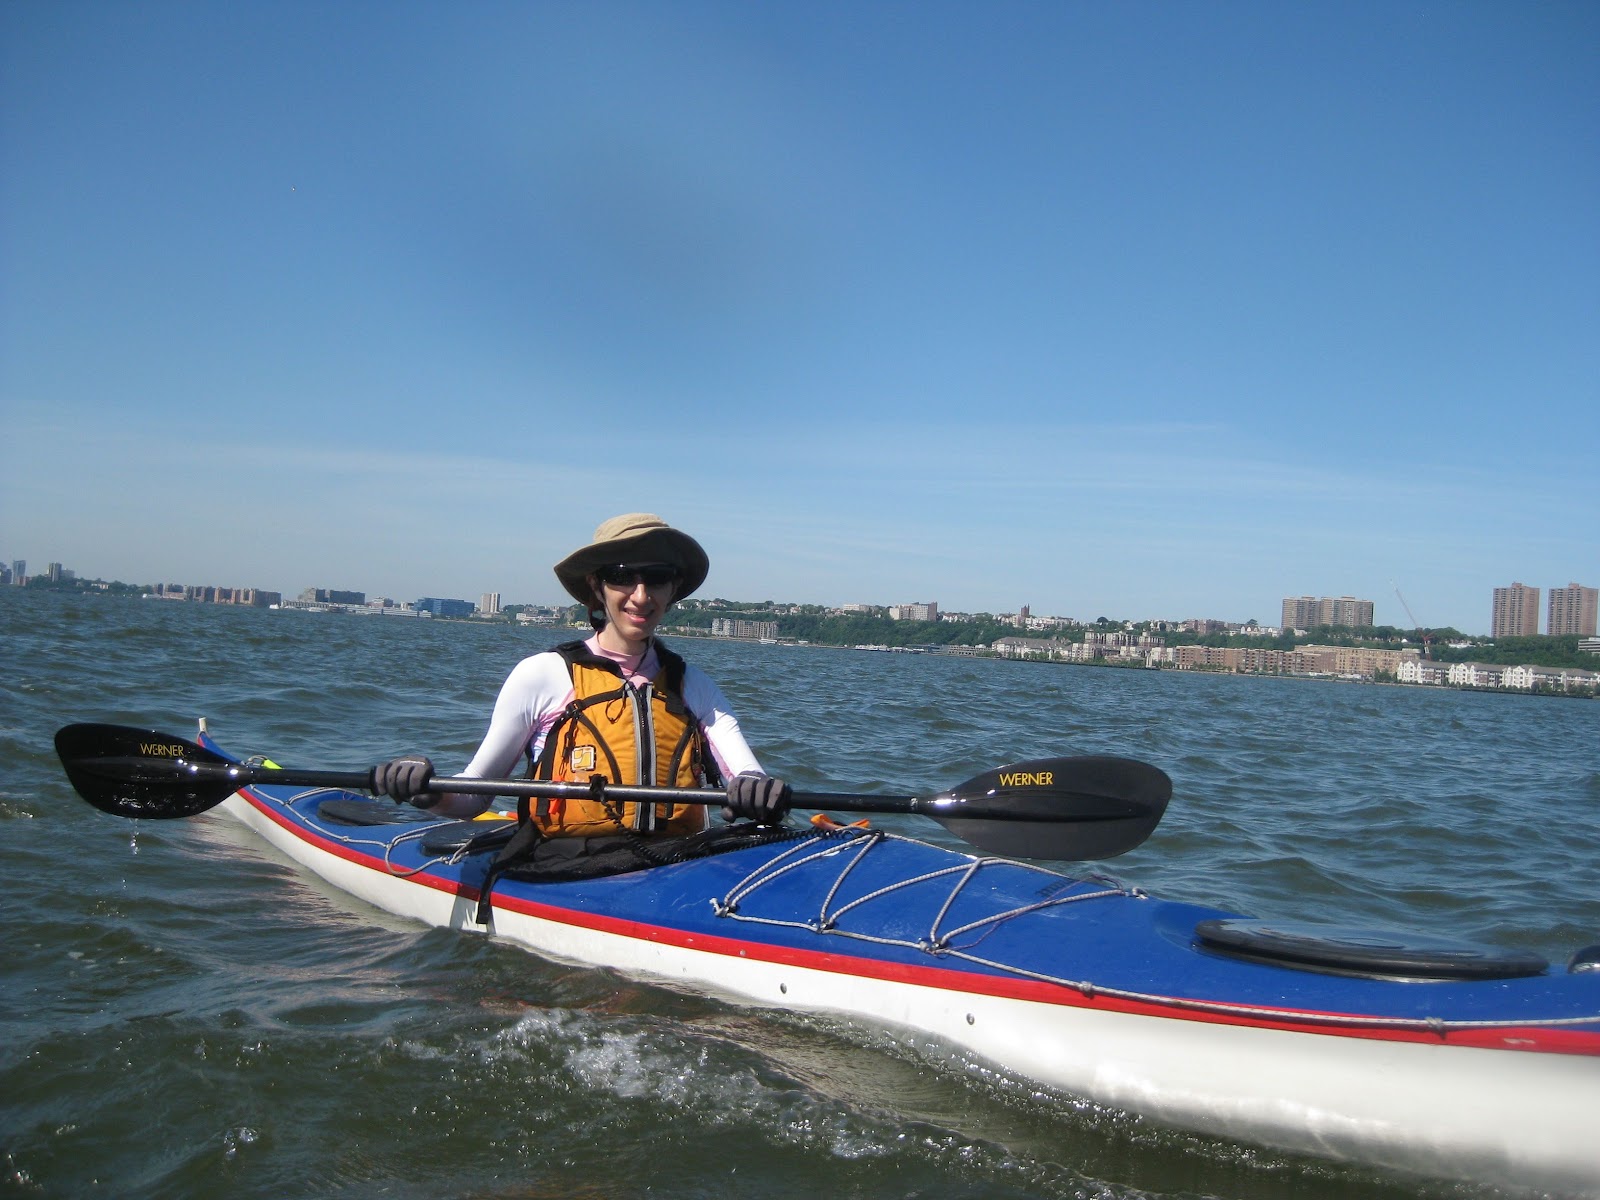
[232,785,1600,1057]
[233,785,479,899]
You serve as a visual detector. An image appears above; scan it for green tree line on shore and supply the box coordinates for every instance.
[667,601,1598,670]
[670,603,1018,648]
[13,576,144,596]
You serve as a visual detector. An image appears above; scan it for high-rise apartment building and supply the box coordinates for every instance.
[1281,596,1319,629]
[1547,582,1598,637]
[479,592,502,615]
[1322,596,1375,628]
[1491,582,1541,637]
[1280,595,1375,629]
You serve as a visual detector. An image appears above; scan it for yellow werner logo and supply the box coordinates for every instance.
[140,742,187,757]
[998,770,1053,787]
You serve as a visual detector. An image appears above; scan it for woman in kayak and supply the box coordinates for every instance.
[372,513,791,833]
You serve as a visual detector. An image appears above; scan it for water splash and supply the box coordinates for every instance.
[221,1125,259,1162]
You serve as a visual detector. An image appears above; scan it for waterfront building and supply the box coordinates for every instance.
[513,605,570,625]
[1169,643,1409,681]
[479,592,502,616]
[11,560,24,585]
[1491,583,1540,638]
[1509,664,1540,688]
[711,617,779,640]
[1300,644,1413,679]
[412,597,475,617]
[300,587,366,606]
[1235,647,1286,673]
[1397,659,1452,686]
[993,636,1069,661]
[148,583,279,606]
[1448,662,1505,689]
[1547,582,1598,637]
[1392,659,1597,695]
[1522,665,1600,692]
[1171,645,1236,670]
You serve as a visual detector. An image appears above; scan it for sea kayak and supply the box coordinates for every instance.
[101,724,1600,1191]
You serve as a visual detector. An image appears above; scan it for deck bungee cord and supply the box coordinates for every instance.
[710,827,1600,1037]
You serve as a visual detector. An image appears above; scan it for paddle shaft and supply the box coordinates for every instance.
[95,756,1142,824]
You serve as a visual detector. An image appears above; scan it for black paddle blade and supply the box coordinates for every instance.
[932,755,1172,860]
[55,723,239,819]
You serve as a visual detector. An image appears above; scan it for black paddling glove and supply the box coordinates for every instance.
[723,772,792,824]
[372,755,435,805]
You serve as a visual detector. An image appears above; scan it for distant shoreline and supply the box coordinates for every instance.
[8,587,1595,700]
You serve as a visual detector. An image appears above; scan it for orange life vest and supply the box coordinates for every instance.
[529,640,713,837]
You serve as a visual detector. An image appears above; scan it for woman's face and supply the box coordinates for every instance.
[591,565,679,649]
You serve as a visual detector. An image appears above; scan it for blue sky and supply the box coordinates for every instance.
[3,2,1595,634]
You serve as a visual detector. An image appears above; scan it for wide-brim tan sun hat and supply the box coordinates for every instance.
[553,513,710,606]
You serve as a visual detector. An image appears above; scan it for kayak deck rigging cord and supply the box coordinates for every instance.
[711,827,1600,1036]
[714,826,1133,953]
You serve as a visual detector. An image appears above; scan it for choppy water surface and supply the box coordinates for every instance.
[3,591,1598,1199]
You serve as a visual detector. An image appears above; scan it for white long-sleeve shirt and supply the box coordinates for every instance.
[461,636,763,786]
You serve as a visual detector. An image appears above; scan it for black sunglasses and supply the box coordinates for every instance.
[595,563,682,589]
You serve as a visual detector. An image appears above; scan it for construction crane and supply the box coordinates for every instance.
[1392,583,1433,659]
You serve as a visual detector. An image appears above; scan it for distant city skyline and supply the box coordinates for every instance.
[10,552,1597,640]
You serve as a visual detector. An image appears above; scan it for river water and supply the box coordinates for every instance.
[4,590,1598,1199]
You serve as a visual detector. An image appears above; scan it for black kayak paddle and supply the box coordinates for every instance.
[54,723,1171,860]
